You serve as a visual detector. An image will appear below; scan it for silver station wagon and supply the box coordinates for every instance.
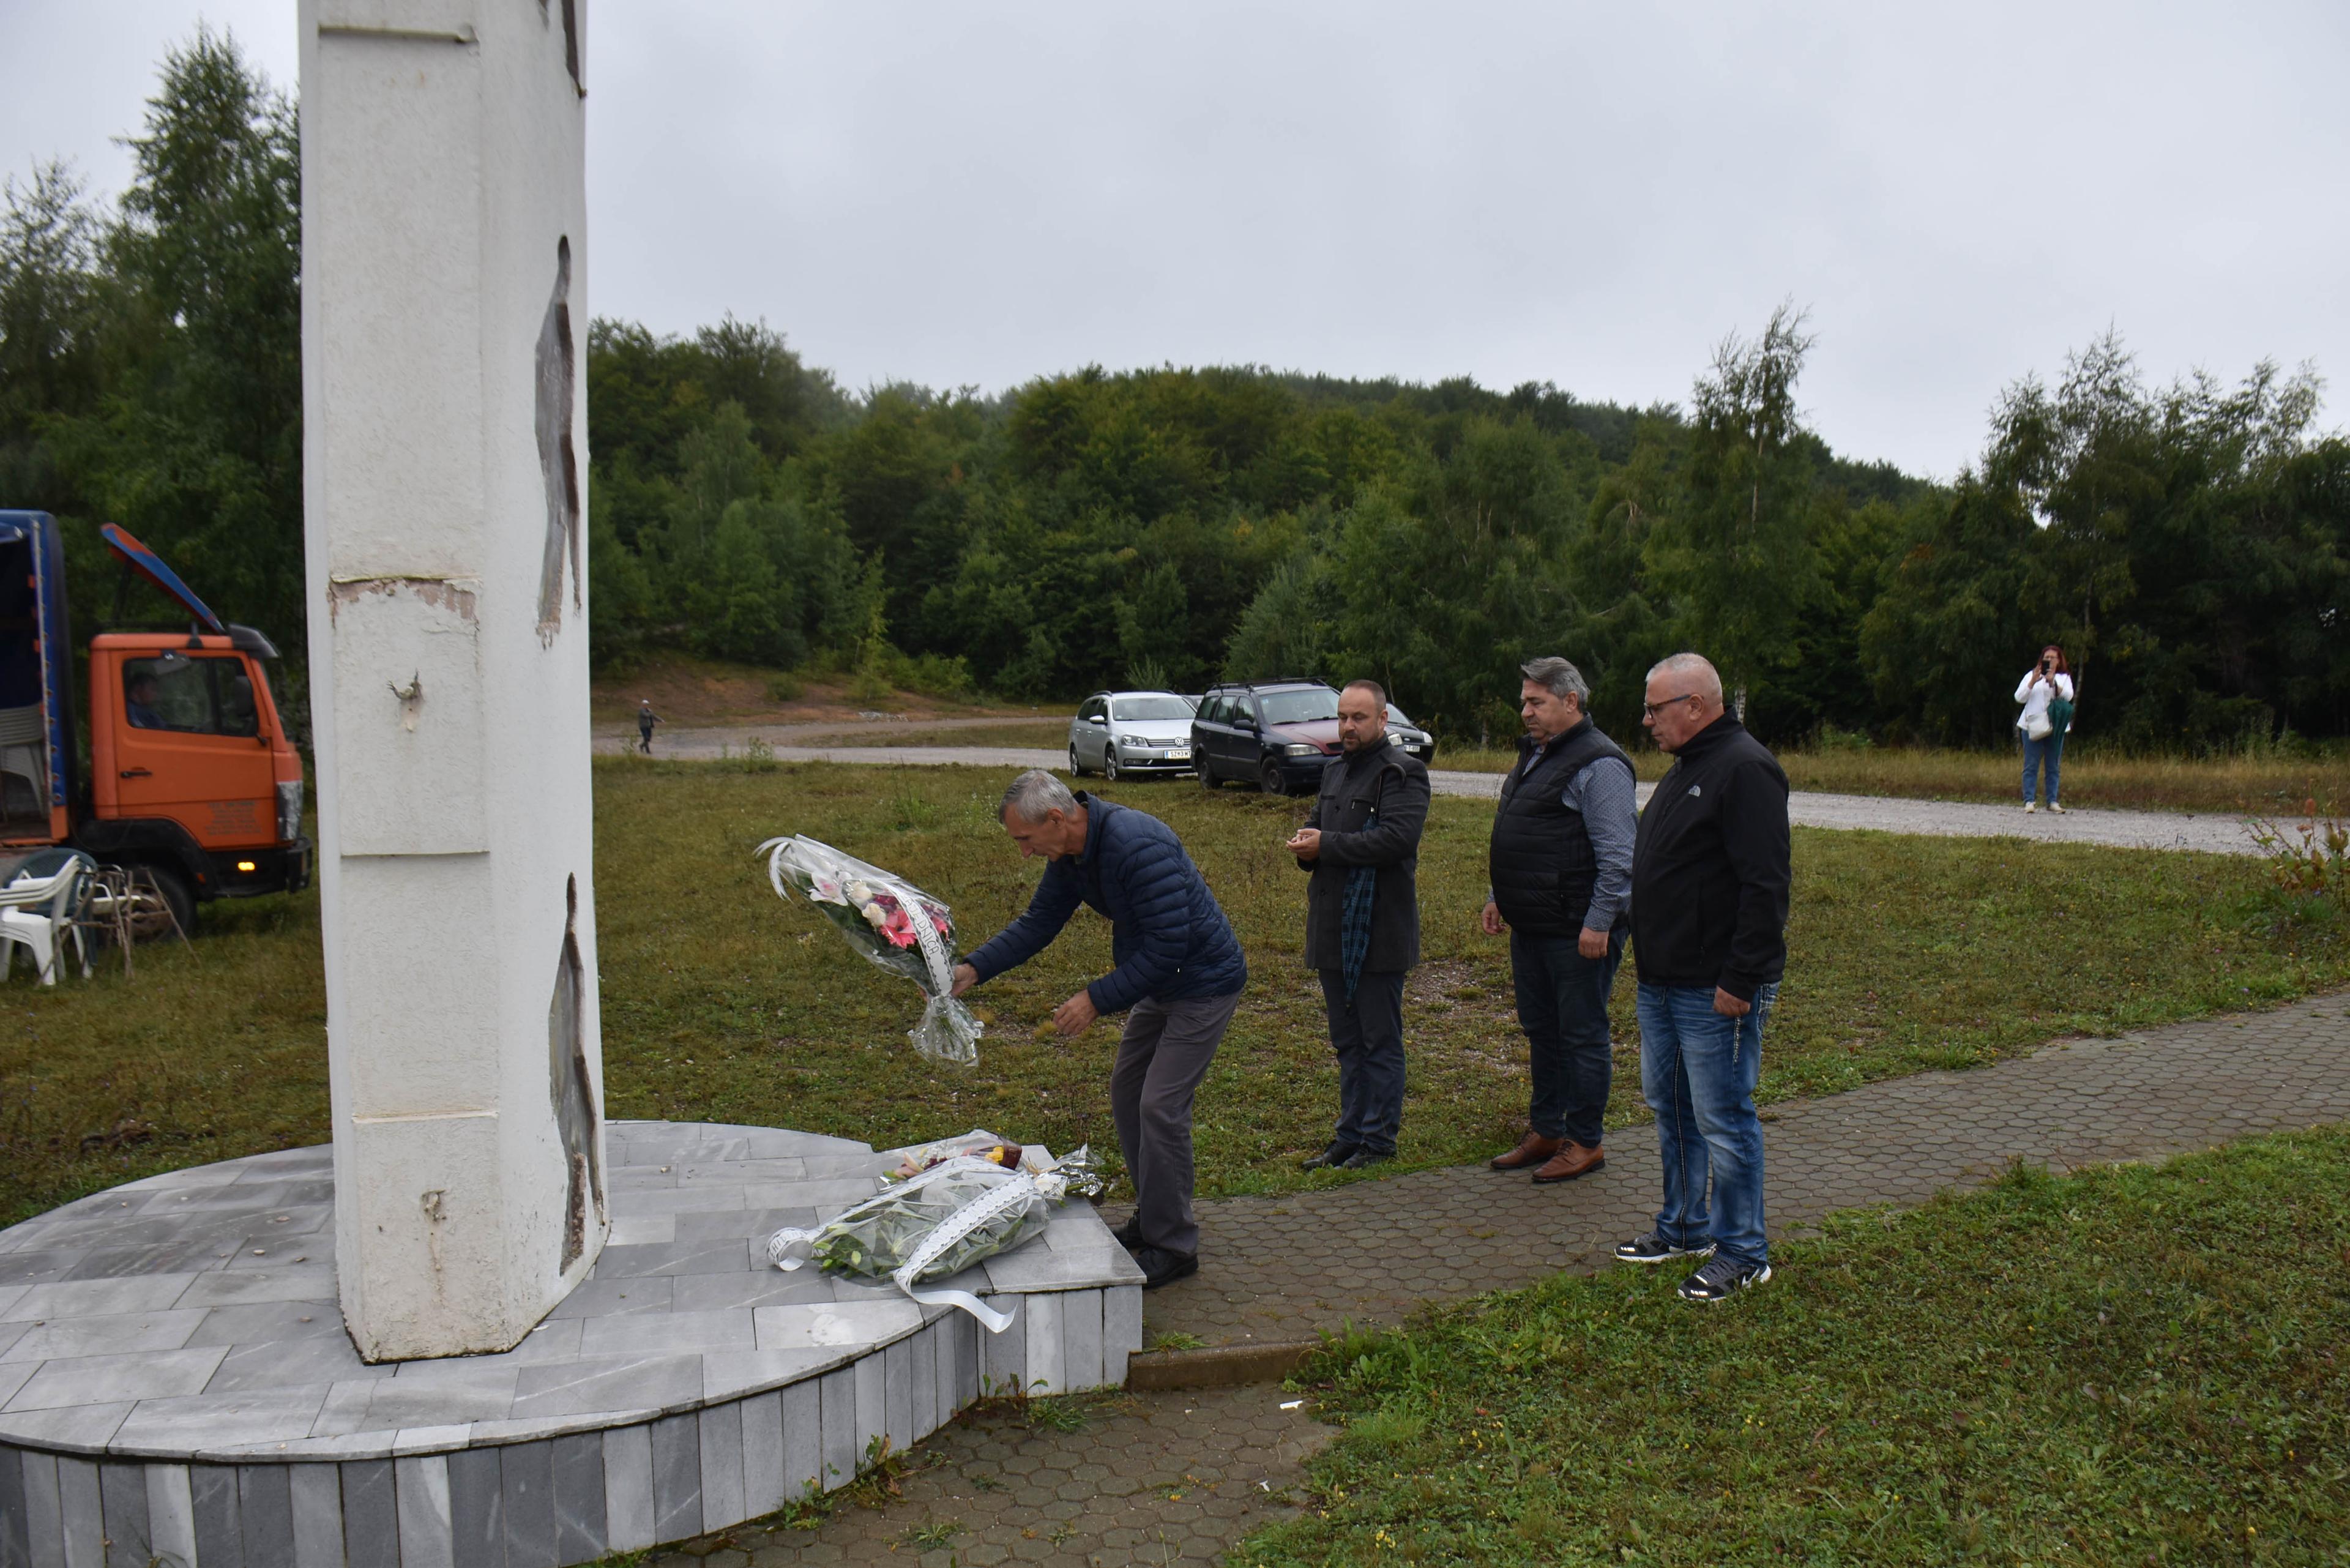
[1067,690,1199,779]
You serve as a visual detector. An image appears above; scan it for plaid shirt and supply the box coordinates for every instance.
[1338,808,1379,999]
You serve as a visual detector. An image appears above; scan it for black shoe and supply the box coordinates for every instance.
[1301,1141,1359,1171]
[1338,1148,1393,1170]
[1131,1244,1199,1290]
[1677,1254,1772,1304]
[1613,1231,1714,1266]
[1109,1214,1143,1250]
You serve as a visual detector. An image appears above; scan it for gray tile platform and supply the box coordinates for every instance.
[0,1121,1142,1566]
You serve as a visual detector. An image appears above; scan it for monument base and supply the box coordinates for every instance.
[0,1121,1143,1566]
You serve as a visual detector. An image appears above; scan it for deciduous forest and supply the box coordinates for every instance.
[7,32,2347,748]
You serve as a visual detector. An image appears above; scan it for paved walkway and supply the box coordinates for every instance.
[653,992,2349,1566]
[1138,990,2350,1348]
[594,735,2264,856]
[654,1384,1327,1568]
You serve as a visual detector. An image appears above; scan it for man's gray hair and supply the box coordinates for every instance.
[1645,652,1725,704]
[1520,656,1590,706]
[1000,767,1078,822]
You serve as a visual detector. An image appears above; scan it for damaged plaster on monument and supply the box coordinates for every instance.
[551,871,603,1269]
[301,0,605,1361]
[535,234,581,641]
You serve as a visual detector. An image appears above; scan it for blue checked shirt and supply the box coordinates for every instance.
[1564,753,1639,930]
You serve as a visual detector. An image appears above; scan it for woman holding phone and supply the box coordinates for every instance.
[2015,644,2075,813]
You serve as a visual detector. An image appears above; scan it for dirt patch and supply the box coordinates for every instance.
[589,652,1047,730]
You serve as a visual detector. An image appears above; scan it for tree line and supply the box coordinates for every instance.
[7,32,2346,751]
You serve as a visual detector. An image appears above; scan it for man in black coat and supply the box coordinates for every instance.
[1482,657,1640,1185]
[1287,679,1431,1171]
[1614,652,1791,1305]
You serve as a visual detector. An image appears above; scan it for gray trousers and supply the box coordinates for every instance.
[1319,969,1405,1156]
[1109,990,1240,1256]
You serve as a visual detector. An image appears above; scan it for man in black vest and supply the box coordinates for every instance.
[1288,679,1431,1171]
[1482,656,1639,1185]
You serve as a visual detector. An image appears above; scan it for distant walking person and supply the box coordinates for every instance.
[1482,657,1639,1186]
[2015,646,2074,813]
[952,771,1247,1289]
[636,700,662,754]
[1616,651,1791,1304]
[1288,679,1431,1173]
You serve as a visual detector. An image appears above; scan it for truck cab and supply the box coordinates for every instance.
[1,510,309,930]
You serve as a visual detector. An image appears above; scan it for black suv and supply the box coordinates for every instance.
[1192,679,1343,794]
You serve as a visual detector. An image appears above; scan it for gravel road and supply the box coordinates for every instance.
[596,733,2264,856]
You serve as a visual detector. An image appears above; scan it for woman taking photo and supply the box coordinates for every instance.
[2015,644,2075,813]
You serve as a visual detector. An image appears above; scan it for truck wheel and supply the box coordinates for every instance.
[137,864,197,939]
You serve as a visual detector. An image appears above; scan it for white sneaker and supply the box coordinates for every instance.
[2023,802,2037,813]
[2048,802,2067,814]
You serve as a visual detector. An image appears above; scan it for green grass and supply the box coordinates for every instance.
[3,761,2344,1224]
[1237,1127,2350,1567]
[1439,738,2350,816]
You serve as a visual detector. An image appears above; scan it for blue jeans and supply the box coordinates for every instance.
[1636,981,1777,1268]
[1319,968,1405,1155]
[1511,927,1625,1149]
[2020,731,2063,804]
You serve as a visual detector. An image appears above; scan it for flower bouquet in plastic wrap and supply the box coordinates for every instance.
[883,1128,1043,1182]
[758,834,984,1066]
[766,1146,1101,1332]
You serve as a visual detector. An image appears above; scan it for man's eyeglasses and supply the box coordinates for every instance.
[1642,693,1702,720]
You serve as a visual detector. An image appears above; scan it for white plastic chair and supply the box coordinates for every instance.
[1,849,94,986]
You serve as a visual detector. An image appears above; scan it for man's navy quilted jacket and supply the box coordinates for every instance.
[964,794,1247,1012]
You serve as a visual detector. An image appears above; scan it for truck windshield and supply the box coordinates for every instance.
[124,655,259,737]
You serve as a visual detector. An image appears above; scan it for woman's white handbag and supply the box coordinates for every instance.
[2024,711,2053,741]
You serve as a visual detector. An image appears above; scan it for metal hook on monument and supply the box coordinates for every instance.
[387,671,422,732]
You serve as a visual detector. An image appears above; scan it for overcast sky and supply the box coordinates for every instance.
[7,2,2346,477]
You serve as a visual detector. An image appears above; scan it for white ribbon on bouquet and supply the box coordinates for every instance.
[766,1149,1096,1332]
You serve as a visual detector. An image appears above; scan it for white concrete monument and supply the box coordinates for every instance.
[299,0,605,1360]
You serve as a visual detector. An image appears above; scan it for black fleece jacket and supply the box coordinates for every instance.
[1628,714,1791,1001]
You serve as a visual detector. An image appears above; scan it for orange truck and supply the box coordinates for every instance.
[1,511,310,932]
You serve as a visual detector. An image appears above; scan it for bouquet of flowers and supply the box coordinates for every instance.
[758,834,984,1066]
[883,1129,1039,1181]
[766,1146,1102,1332]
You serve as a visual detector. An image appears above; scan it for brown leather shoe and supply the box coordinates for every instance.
[1489,1132,1564,1171]
[1531,1142,1605,1184]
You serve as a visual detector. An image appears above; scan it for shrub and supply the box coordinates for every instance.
[2250,801,2349,899]
[1814,723,1873,752]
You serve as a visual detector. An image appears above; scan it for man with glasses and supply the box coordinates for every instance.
[1482,657,1639,1186]
[1614,652,1791,1303]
